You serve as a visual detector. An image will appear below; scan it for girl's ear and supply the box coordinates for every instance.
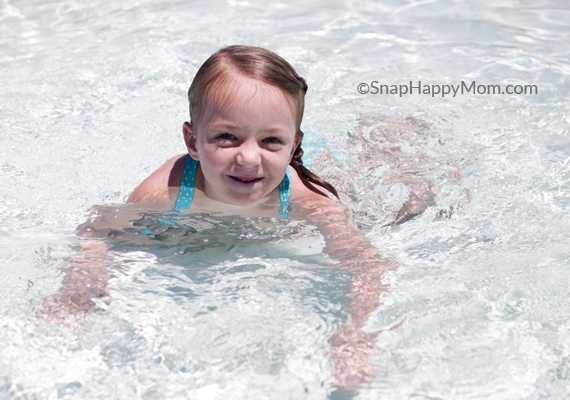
[183,122,199,160]
[290,136,302,160]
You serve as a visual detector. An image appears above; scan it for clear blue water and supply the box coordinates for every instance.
[1,0,569,398]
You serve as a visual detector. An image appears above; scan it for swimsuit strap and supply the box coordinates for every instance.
[174,156,199,211]
[173,156,291,217]
[279,167,292,217]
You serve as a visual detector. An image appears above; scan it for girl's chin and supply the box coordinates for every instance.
[204,181,276,207]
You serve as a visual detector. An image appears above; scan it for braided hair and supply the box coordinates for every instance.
[290,130,339,199]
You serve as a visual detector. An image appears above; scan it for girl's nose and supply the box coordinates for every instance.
[235,140,261,167]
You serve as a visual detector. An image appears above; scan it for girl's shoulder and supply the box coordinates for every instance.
[289,168,345,216]
[127,154,189,204]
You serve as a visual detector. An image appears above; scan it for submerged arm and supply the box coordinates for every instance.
[41,205,141,319]
[40,233,113,320]
[296,196,395,390]
[57,238,112,313]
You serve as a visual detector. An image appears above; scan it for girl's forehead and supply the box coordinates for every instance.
[204,76,296,117]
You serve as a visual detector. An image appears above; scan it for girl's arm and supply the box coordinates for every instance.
[293,194,394,390]
[41,232,113,319]
[45,154,185,318]
[41,205,141,319]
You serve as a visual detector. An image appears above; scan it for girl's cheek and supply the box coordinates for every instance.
[210,147,237,162]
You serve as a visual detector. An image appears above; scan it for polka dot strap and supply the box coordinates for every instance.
[174,157,198,211]
[279,166,291,217]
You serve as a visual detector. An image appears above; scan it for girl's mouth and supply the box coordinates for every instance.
[229,176,264,184]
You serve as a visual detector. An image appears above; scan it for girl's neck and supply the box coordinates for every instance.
[190,185,283,218]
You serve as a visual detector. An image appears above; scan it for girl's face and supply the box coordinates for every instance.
[184,76,300,206]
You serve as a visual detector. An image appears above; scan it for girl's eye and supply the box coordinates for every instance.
[216,133,236,141]
[263,137,283,144]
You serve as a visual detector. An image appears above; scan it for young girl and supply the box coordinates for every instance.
[125,45,392,389]
[64,46,394,391]
[128,45,339,219]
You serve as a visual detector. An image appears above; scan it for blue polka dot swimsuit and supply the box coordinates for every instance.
[174,157,292,217]
[174,157,198,211]
[136,157,292,240]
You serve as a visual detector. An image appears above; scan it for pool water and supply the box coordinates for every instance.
[1,0,570,398]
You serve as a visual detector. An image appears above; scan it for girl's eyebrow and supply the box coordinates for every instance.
[209,121,291,135]
[208,121,240,130]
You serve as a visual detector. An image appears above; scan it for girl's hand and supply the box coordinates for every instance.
[392,175,439,224]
